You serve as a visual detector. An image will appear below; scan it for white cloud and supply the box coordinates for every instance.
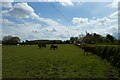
[2,2,71,40]
[2,2,62,27]
[108,0,120,8]
[2,2,12,9]
[72,17,89,25]
[2,15,118,40]
[72,17,118,38]
[3,3,39,19]
[110,11,119,19]
[2,2,119,40]
[58,0,73,6]
[72,17,111,26]
[57,19,61,22]
[2,17,74,41]
[37,0,74,6]
[0,0,13,2]
[2,19,42,40]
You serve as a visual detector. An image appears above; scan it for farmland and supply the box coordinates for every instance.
[2,44,120,79]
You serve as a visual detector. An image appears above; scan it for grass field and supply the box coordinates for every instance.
[2,44,120,78]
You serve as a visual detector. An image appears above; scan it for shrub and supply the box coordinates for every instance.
[75,44,120,75]
[93,46,120,69]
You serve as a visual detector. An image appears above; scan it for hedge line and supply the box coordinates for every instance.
[75,44,120,73]
[92,46,120,70]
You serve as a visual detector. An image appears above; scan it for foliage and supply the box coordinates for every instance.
[106,34,116,42]
[93,46,120,72]
[75,44,120,76]
[70,37,78,43]
[23,40,63,45]
[2,35,20,45]
[77,33,117,44]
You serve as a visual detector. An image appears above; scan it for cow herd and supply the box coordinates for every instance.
[38,44,94,55]
[81,46,94,55]
[38,44,58,50]
[75,44,95,55]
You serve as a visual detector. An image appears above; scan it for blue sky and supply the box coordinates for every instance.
[1,1,119,41]
[27,2,116,25]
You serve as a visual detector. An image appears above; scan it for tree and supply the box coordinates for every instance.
[106,34,115,42]
[10,37,20,43]
[82,33,94,44]
[2,35,20,45]
[70,37,78,43]
[3,35,13,42]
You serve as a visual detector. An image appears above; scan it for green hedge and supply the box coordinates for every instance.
[93,46,120,69]
[75,44,120,74]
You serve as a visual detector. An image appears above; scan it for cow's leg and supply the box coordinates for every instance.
[87,52,88,55]
[50,47,51,49]
[83,51,85,54]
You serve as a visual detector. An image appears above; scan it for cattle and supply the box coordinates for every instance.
[42,44,46,47]
[38,44,42,48]
[38,44,46,48]
[81,46,94,55]
[50,44,58,50]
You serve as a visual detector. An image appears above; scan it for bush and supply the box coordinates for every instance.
[92,46,120,69]
[75,44,120,75]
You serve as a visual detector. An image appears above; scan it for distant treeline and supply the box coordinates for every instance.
[2,32,120,45]
[21,40,64,45]
[70,32,120,45]
[2,35,71,45]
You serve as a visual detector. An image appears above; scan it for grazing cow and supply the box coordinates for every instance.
[81,46,94,55]
[38,44,46,48]
[38,44,42,48]
[50,44,58,50]
[42,44,46,47]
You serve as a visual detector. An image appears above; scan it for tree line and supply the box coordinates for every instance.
[2,32,120,45]
[70,32,120,45]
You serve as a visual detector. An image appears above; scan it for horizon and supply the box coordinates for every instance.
[1,1,119,41]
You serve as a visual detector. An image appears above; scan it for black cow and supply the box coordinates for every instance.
[42,44,46,47]
[81,46,94,55]
[50,44,58,50]
[38,44,46,48]
[38,44,42,48]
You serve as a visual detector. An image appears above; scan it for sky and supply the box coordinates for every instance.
[1,0,119,41]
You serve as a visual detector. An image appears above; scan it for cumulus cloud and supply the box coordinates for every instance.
[2,19,42,40]
[110,11,120,19]
[0,0,13,2]
[1,17,75,40]
[2,2,12,9]
[72,17,111,26]
[3,3,39,19]
[2,3,60,26]
[57,19,61,22]
[72,17,118,38]
[58,0,73,6]
[37,0,74,6]
[0,18,15,26]
[72,18,89,25]
[108,0,120,8]
[2,2,73,40]
[2,2,119,40]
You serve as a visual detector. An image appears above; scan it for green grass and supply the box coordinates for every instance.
[2,44,120,78]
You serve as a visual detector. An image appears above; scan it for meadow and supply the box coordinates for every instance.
[2,44,120,79]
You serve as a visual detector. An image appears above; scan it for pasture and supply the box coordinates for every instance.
[2,44,120,78]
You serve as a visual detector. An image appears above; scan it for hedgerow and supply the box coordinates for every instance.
[75,44,120,75]
[93,46,120,67]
